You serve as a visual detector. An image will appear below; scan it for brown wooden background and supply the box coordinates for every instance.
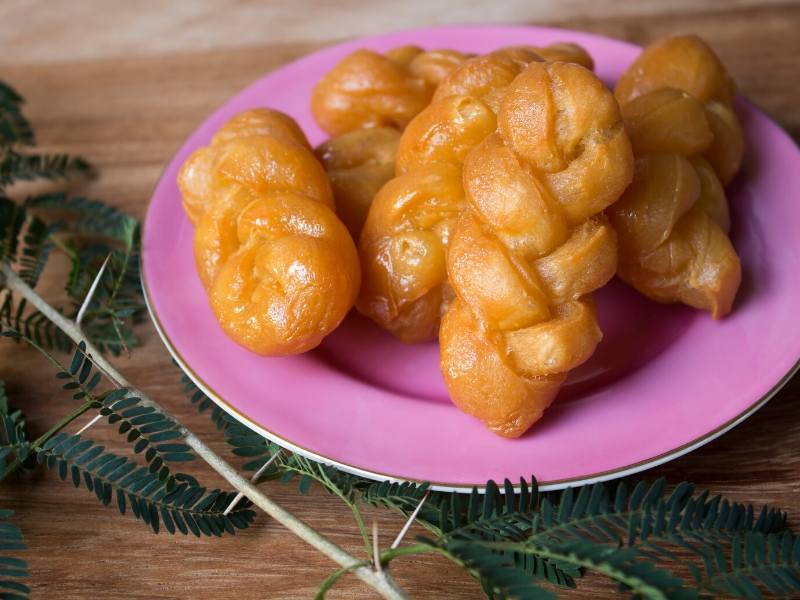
[1,1,799,598]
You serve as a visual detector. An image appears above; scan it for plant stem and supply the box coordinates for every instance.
[0,263,411,600]
[381,543,438,563]
[30,401,95,449]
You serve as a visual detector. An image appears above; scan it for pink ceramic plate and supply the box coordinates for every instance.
[143,25,800,491]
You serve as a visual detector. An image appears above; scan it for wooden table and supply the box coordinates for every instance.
[1,1,798,598]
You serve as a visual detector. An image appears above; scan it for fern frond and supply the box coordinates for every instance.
[96,386,194,490]
[180,372,231,431]
[0,509,29,599]
[0,381,30,477]
[58,342,193,489]
[35,431,254,536]
[0,196,24,263]
[691,531,800,599]
[0,150,93,188]
[362,480,441,535]
[0,81,34,146]
[62,238,144,355]
[440,479,786,550]
[222,420,365,497]
[17,215,61,288]
[0,292,77,353]
[25,193,136,245]
[434,538,556,600]
[222,421,278,472]
[0,329,193,488]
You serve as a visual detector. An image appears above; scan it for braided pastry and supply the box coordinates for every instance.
[311,46,470,136]
[608,35,743,318]
[315,126,401,238]
[177,108,360,355]
[440,61,634,438]
[357,47,544,342]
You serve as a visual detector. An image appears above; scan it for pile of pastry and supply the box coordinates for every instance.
[177,35,744,438]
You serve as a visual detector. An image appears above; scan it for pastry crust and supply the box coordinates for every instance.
[315,127,401,238]
[310,46,471,136]
[440,61,634,437]
[609,35,743,318]
[356,47,543,343]
[356,43,599,343]
[177,108,360,355]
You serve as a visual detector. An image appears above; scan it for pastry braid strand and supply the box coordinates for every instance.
[311,46,470,136]
[178,108,360,355]
[440,61,634,438]
[357,47,544,342]
[609,35,743,318]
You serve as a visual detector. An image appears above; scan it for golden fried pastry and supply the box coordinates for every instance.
[440,61,634,438]
[530,42,594,70]
[357,47,544,342]
[178,109,312,224]
[608,35,743,318]
[177,108,360,355]
[314,127,401,238]
[310,46,470,136]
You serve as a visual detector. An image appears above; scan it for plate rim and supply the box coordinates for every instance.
[143,276,800,492]
[141,24,800,492]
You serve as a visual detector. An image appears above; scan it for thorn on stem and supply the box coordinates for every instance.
[390,490,430,550]
[75,413,103,436]
[223,449,284,515]
[372,520,382,573]
[76,253,111,327]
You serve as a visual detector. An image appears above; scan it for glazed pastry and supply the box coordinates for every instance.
[311,46,470,136]
[530,42,594,70]
[440,61,634,437]
[177,108,360,355]
[314,126,401,238]
[609,35,743,318]
[357,47,543,342]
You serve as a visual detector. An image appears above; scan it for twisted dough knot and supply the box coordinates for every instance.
[615,35,743,185]
[178,108,360,355]
[357,47,544,342]
[311,46,470,136]
[608,36,743,318]
[315,126,401,238]
[440,61,634,438]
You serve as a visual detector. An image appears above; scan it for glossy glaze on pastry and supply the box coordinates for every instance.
[314,126,401,238]
[609,35,743,318]
[356,43,596,343]
[177,108,360,355]
[356,47,544,342]
[440,61,634,437]
[310,46,470,136]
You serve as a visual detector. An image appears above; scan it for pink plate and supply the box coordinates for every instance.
[142,25,800,491]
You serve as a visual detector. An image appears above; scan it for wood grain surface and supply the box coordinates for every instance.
[1,1,799,598]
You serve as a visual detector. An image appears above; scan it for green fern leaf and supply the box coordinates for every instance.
[0,382,30,477]
[0,150,92,188]
[0,509,29,599]
[17,214,61,288]
[35,432,253,536]
[25,193,135,245]
[0,293,72,353]
[180,372,231,431]
[695,531,800,598]
[96,387,195,489]
[0,81,34,147]
[435,539,556,600]
[0,196,24,263]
